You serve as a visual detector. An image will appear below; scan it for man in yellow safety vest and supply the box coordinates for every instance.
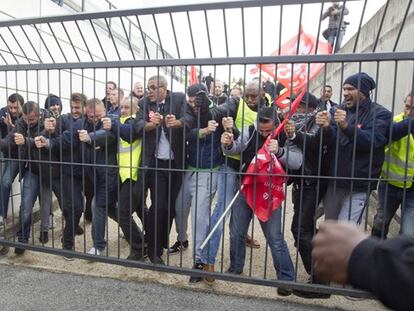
[372,92,414,238]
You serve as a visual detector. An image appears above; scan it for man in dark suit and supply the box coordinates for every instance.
[134,75,193,264]
[317,84,337,112]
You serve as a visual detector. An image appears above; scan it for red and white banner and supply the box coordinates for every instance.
[251,28,332,107]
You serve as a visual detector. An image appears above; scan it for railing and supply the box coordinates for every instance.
[0,0,413,303]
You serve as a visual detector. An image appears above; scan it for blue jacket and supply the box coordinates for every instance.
[324,99,392,191]
[186,97,238,169]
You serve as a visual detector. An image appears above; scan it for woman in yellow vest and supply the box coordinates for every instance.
[104,97,146,260]
[372,92,414,239]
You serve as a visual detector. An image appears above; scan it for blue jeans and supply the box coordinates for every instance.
[229,192,295,281]
[17,170,40,243]
[372,181,414,239]
[327,28,345,53]
[0,160,19,218]
[201,164,237,265]
[91,181,117,251]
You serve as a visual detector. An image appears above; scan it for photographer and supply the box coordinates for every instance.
[322,2,349,53]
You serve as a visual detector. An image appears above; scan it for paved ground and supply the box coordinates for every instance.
[0,264,335,311]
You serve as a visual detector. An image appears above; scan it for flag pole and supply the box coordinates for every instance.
[200,186,243,250]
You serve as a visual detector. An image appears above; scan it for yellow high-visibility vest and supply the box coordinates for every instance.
[228,98,257,161]
[118,116,142,183]
[381,113,414,188]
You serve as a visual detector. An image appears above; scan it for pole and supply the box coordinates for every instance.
[200,186,243,250]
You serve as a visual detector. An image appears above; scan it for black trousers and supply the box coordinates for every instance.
[291,180,327,275]
[61,173,84,250]
[146,159,182,258]
[118,179,146,254]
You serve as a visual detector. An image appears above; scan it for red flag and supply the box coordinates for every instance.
[250,27,331,106]
[241,90,305,222]
[189,65,198,85]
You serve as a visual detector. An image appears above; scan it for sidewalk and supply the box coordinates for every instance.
[0,264,333,311]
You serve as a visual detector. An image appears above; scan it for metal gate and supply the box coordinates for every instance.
[0,0,413,300]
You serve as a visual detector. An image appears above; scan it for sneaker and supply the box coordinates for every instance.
[293,289,331,299]
[226,267,242,275]
[168,240,189,255]
[203,264,215,285]
[87,247,102,256]
[0,246,9,256]
[277,288,292,297]
[127,251,144,262]
[14,247,25,255]
[149,256,165,265]
[246,234,260,249]
[49,214,56,230]
[189,262,204,283]
[39,231,49,244]
[63,247,75,261]
[75,225,84,236]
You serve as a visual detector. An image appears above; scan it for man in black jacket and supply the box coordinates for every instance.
[74,98,118,256]
[313,221,414,311]
[134,75,193,264]
[0,93,23,226]
[47,93,88,254]
[317,84,337,112]
[319,72,392,223]
[284,92,331,298]
[2,101,54,255]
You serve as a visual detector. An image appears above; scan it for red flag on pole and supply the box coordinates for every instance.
[189,65,198,85]
[241,90,305,222]
[250,27,331,108]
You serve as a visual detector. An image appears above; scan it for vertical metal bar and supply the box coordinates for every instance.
[222,9,229,58]
[204,10,213,58]
[46,23,68,62]
[33,24,55,63]
[0,34,19,64]
[353,0,368,53]
[169,13,181,59]
[104,18,121,60]
[333,0,347,53]
[186,11,197,59]
[135,15,150,60]
[20,25,42,63]
[89,19,108,61]
[393,0,412,52]
[75,20,94,62]
[0,47,8,64]
[373,0,390,52]
[152,14,165,59]
[120,17,135,60]
[241,8,246,57]
[295,3,304,55]
[314,2,325,55]
[61,22,81,62]
[7,27,30,63]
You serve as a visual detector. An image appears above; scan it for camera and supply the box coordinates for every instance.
[195,90,208,108]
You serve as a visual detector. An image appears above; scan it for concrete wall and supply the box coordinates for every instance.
[310,0,414,114]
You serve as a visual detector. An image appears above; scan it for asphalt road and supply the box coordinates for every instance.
[0,263,334,311]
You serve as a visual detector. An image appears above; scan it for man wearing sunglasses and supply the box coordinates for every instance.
[134,75,194,264]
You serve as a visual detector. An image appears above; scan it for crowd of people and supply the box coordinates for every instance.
[0,71,412,300]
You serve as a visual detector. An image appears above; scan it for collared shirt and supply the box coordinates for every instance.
[155,101,174,160]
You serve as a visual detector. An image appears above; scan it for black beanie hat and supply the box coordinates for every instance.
[343,72,376,97]
[44,94,62,110]
[187,83,208,97]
